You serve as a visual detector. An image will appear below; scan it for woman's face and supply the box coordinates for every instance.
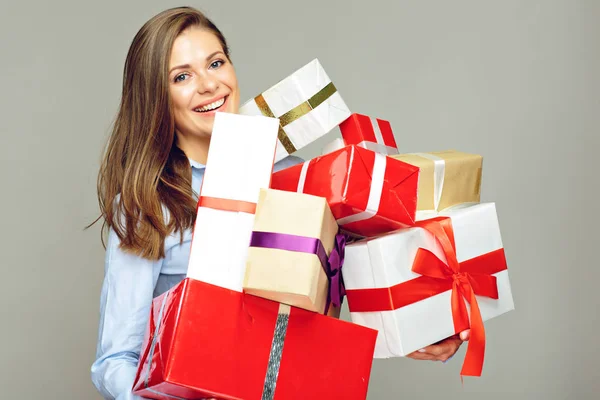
[169,27,239,143]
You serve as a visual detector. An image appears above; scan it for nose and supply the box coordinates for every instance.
[196,72,219,94]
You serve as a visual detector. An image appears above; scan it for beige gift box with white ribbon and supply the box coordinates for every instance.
[391,150,482,218]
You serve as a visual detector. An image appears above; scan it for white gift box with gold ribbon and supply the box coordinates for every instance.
[239,59,351,162]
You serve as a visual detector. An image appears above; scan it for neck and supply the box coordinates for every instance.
[176,133,211,165]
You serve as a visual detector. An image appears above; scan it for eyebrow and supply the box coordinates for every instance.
[169,51,226,75]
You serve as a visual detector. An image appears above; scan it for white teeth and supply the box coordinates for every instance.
[194,97,225,112]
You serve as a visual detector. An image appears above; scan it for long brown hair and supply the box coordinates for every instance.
[93,7,230,260]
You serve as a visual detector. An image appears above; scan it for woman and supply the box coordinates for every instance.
[90,6,468,399]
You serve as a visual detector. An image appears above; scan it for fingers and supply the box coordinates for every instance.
[422,343,449,358]
[406,350,437,361]
[407,336,463,362]
[407,349,453,362]
[460,329,470,341]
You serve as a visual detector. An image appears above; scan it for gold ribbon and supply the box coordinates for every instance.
[253,81,337,155]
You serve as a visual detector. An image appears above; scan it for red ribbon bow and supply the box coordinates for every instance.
[413,217,502,377]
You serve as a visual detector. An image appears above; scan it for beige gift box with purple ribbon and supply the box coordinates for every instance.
[243,188,345,316]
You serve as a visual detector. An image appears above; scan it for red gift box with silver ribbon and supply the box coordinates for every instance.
[271,145,419,238]
[132,278,377,399]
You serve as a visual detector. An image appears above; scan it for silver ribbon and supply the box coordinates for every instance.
[261,304,291,400]
[146,388,188,399]
[142,291,191,399]
[145,292,170,388]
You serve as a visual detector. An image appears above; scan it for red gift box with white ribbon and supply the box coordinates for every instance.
[339,113,399,155]
[271,145,419,238]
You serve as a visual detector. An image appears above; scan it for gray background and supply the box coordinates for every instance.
[0,0,597,399]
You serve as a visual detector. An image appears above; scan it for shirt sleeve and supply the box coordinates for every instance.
[91,227,163,400]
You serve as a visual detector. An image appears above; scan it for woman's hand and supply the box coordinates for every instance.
[406,329,470,362]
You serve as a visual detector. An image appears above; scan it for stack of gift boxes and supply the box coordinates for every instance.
[132,59,515,399]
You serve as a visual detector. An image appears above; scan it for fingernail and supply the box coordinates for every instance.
[442,355,454,364]
[418,348,426,353]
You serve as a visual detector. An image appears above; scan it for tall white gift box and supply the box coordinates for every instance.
[186,112,279,292]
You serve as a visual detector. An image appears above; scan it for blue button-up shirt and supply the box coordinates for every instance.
[91,156,303,400]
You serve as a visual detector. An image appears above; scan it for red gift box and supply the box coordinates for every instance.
[340,113,399,155]
[133,278,377,400]
[271,145,419,237]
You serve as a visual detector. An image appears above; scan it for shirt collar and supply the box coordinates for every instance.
[188,158,206,170]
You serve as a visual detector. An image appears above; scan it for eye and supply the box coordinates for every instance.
[209,60,225,69]
[174,73,190,83]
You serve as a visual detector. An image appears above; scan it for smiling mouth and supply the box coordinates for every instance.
[193,96,227,113]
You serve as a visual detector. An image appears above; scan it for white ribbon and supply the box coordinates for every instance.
[322,138,397,156]
[322,118,398,156]
[336,153,387,226]
[353,117,398,155]
[370,117,386,146]
[355,140,399,155]
[298,150,386,226]
[411,153,445,211]
[296,161,310,192]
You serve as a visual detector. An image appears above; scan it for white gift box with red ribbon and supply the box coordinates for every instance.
[343,202,515,375]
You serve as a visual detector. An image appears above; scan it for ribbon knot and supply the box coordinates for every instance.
[452,272,466,283]
[324,233,348,312]
[452,272,473,290]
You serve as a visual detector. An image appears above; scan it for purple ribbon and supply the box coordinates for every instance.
[249,231,348,314]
